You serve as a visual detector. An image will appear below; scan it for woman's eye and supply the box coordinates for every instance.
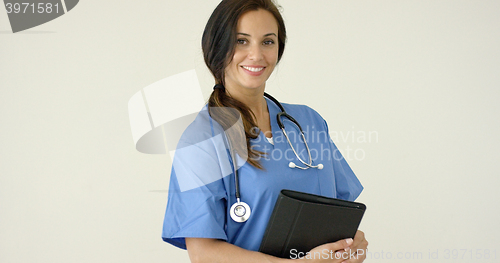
[237,39,247,45]
[263,40,275,46]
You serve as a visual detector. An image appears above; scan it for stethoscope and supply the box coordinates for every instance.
[229,92,323,223]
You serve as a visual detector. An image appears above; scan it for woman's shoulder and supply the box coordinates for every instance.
[279,102,326,123]
[281,102,317,111]
[176,105,228,147]
[171,106,233,192]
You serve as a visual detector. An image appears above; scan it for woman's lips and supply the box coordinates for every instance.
[241,65,265,76]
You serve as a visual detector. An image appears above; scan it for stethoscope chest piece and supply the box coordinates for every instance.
[230,200,251,223]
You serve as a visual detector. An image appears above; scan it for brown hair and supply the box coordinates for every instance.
[202,0,287,169]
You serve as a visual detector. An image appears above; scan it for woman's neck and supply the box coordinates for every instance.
[225,85,268,118]
[224,83,271,137]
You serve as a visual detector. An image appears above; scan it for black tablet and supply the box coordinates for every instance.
[258,189,366,259]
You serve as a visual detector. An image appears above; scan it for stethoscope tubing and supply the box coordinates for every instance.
[228,93,323,223]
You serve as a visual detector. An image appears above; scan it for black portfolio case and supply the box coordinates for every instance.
[258,189,366,258]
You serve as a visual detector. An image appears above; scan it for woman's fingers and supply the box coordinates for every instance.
[302,232,368,262]
[352,231,366,247]
[352,230,368,251]
[341,230,368,263]
[310,238,353,253]
[298,238,353,262]
[321,238,353,252]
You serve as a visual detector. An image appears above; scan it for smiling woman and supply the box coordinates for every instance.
[223,9,280,147]
[202,0,287,168]
[161,0,368,262]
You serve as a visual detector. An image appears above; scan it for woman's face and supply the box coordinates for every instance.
[224,9,279,93]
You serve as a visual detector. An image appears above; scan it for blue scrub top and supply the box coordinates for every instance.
[162,98,363,251]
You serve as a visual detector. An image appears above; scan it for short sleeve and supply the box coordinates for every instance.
[161,110,233,249]
[325,120,363,201]
[161,164,228,249]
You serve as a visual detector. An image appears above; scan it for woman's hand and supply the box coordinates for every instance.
[343,231,368,263]
[298,230,368,263]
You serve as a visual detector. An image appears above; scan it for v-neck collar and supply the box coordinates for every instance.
[263,96,285,151]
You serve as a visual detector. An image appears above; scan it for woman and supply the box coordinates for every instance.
[162,0,368,262]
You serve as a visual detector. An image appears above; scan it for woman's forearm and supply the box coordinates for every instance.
[185,236,360,263]
[186,238,288,263]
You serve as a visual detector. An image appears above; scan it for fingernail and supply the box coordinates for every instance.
[346,238,353,245]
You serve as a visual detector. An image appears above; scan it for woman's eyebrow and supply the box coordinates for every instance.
[237,33,277,37]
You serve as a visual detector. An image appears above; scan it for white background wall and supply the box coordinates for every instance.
[1,0,499,262]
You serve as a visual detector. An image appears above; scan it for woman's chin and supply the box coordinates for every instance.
[241,82,266,90]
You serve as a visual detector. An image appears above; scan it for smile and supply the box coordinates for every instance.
[241,66,265,72]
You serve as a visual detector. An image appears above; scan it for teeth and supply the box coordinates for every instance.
[242,66,264,72]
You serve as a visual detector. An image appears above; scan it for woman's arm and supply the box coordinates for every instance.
[185,231,367,263]
[186,238,287,263]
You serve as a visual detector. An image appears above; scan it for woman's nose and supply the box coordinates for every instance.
[247,44,263,61]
